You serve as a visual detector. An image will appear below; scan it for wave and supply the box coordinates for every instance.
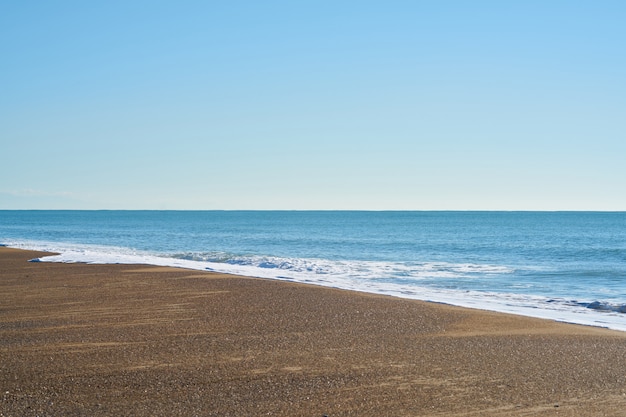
[169,251,513,280]
[565,300,626,314]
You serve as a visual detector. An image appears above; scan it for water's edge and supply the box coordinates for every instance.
[9,243,625,332]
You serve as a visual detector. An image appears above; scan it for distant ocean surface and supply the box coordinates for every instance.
[2,210,625,331]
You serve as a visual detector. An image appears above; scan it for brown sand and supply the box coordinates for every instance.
[1,247,625,416]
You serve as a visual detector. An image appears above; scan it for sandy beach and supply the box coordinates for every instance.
[1,247,625,416]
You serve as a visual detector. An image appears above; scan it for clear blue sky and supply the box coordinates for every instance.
[1,1,625,210]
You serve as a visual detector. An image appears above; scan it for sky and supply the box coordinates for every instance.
[1,1,625,210]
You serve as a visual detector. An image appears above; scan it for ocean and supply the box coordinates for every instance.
[1,210,625,331]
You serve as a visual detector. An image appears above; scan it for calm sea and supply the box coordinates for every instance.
[1,210,625,330]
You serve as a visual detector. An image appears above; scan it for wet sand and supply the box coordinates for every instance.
[1,247,625,416]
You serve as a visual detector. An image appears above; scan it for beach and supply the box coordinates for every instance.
[1,247,625,416]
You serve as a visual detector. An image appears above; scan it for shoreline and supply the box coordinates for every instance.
[7,241,626,332]
[2,247,626,416]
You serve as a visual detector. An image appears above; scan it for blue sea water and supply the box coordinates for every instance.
[1,210,625,330]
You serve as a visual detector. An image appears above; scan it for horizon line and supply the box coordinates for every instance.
[2,208,625,213]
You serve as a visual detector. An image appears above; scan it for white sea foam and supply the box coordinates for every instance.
[7,240,626,332]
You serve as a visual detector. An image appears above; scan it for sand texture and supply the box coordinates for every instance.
[1,247,626,416]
